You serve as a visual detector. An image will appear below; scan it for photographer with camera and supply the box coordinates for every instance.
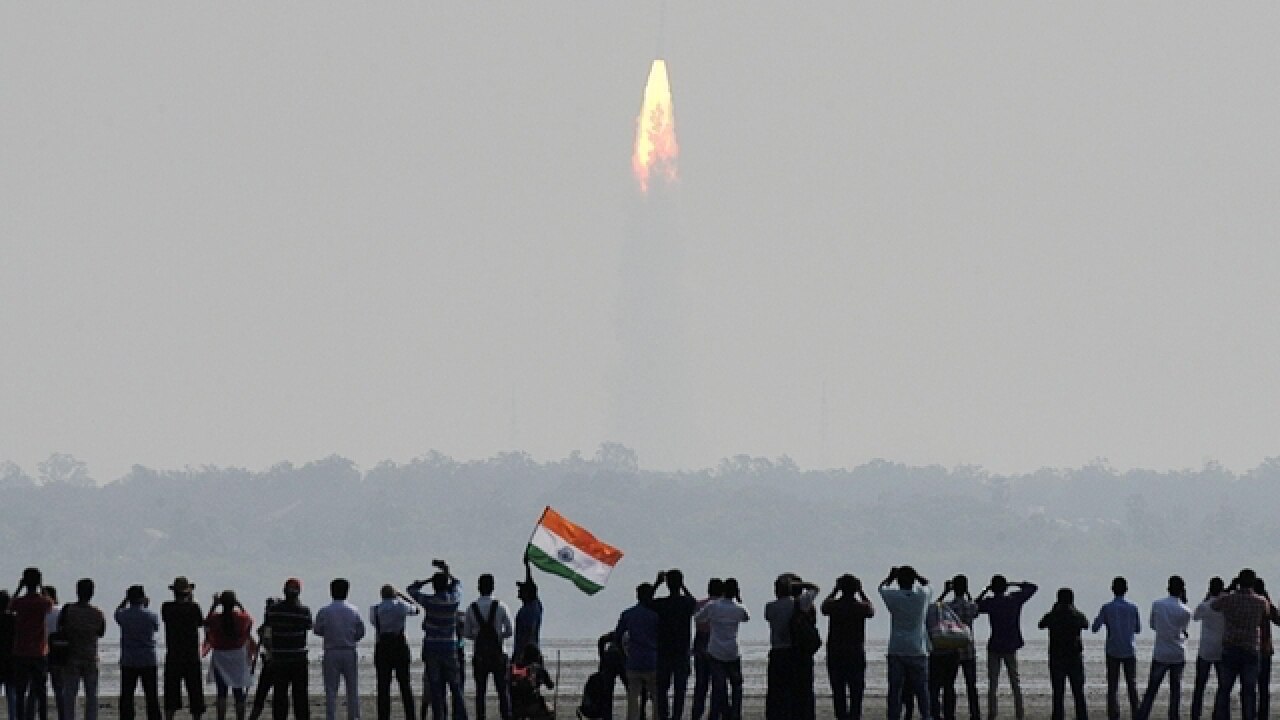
[976,576,1037,720]
[821,575,874,720]
[879,567,931,720]
[116,585,161,720]
[1210,569,1271,720]
[408,560,465,720]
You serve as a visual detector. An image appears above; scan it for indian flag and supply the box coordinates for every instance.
[526,507,624,595]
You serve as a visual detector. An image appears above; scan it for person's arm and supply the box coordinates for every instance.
[353,608,366,642]
[1038,611,1051,630]
[96,609,106,637]
[1092,608,1105,633]
[654,571,666,592]
[1018,582,1038,601]
[693,603,710,624]
[500,604,513,639]
[1074,609,1089,630]
[860,590,875,618]
[313,607,327,637]
[463,604,478,640]
[1193,601,1207,621]
[880,568,897,589]
[1132,605,1141,635]
[820,590,838,616]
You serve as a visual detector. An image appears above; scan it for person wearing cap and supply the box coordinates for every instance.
[370,585,419,720]
[161,577,205,720]
[12,567,55,720]
[262,578,312,720]
[116,585,162,720]
[513,561,542,666]
[314,579,365,720]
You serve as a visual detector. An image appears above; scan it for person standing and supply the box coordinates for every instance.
[204,592,254,720]
[408,560,466,720]
[314,579,364,720]
[764,575,819,720]
[263,578,313,720]
[693,579,749,720]
[1211,569,1270,720]
[43,588,64,720]
[1093,577,1142,720]
[976,576,1036,720]
[59,580,106,720]
[370,585,419,720]
[1038,588,1089,720]
[116,585,162,720]
[1137,577,1192,720]
[1251,579,1280,720]
[651,570,698,720]
[616,584,661,720]
[12,568,54,720]
[513,562,542,662]
[1,590,16,720]
[161,577,204,720]
[821,575,874,720]
[463,574,512,720]
[934,576,980,720]
[690,579,723,720]
[1191,578,1227,720]
[879,567,932,720]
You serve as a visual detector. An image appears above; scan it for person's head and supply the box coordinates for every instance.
[20,567,41,592]
[723,578,740,600]
[0,590,10,613]
[951,574,969,596]
[42,586,58,604]
[774,576,793,599]
[478,574,495,596]
[896,566,919,590]
[330,578,349,601]
[381,584,396,600]
[1057,587,1075,606]
[283,577,302,599]
[666,569,684,593]
[990,575,1008,595]
[431,573,449,594]
[707,578,724,598]
[517,580,538,603]
[1111,576,1128,597]
[76,578,94,603]
[518,642,543,666]
[1203,571,1223,599]
[1169,575,1187,602]
[264,597,279,612]
[837,574,861,595]
[169,576,195,600]
[126,585,147,605]
[637,582,655,605]
[219,590,238,611]
[1239,568,1258,591]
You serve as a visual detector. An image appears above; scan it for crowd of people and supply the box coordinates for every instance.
[0,563,1275,720]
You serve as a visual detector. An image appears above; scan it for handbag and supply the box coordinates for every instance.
[928,601,972,651]
[48,605,71,667]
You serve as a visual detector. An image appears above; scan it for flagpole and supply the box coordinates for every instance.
[525,505,550,562]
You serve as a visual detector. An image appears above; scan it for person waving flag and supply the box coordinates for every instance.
[525,507,624,595]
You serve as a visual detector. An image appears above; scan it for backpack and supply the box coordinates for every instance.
[790,600,822,656]
[471,601,505,666]
[577,671,610,720]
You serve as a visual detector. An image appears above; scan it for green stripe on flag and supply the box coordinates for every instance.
[526,544,605,595]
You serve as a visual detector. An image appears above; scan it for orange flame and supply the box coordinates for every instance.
[632,59,679,194]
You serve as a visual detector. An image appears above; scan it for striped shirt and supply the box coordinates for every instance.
[408,579,462,656]
[263,599,313,663]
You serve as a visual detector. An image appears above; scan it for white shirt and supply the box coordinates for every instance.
[1150,595,1192,663]
[45,604,62,637]
[369,598,419,635]
[314,600,366,651]
[1194,598,1226,662]
[693,598,750,662]
[463,596,513,647]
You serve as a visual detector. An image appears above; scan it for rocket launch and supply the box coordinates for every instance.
[632,59,679,194]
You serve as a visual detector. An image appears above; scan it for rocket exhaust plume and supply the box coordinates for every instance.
[632,59,679,194]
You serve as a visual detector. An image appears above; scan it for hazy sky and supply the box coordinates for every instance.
[4,4,1279,481]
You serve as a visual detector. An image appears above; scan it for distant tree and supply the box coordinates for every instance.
[37,452,93,487]
[0,461,35,488]
[594,443,639,474]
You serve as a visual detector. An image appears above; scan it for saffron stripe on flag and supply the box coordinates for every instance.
[538,507,623,566]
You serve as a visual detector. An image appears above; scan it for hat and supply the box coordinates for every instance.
[284,577,303,592]
[126,585,147,603]
[169,576,195,593]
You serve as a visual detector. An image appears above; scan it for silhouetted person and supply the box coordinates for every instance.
[1192,578,1227,720]
[371,585,419,720]
[1038,588,1088,720]
[933,576,980,720]
[651,570,697,720]
[43,587,64,720]
[617,583,661,720]
[508,643,554,720]
[765,574,819,720]
[264,578,313,720]
[879,566,931,720]
[116,585,162,720]
[464,574,513,720]
[693,578,748,720]
[407,560,465,720]
[204,591,254,720]
[1249,579,1280,720]
[12,567,54,720]
[513,561,542,666]
[247,598,280,720]
[315,579,364,720]
[1,590,16,720]
[59,579,105,720]
[1211,569,1269,720]
[822,575,874,720]
[161,577,205,720]
[1137,576,1192,720]
[690,579,723,720]
[597,631,630,720]
[976,575,1036,720]
[1094,577,1141,720]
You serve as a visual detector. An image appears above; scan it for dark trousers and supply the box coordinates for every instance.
[690,652,711,720]
[164,660,206,716]
[888,655,930,720]
[271,662,309,720]
[15,657,49,720]
[929,654,961,720]
[959,657,981,720]
[1106,656,1140,720]
[708,659,742,720]
[827,652,866,720]
[601,660,629,720]
[765,649,813,720]
[50,666,66,720]
[121,666,162,720]
[1049,656,1088,720]
[1258,654,1273,720]
[375,638,414,720]
[472,655,510,720]
[1138,662,1184,720]
[423,651,465,720]
[250,661,277,720]
[1191,658,1220,720]
[657,654,690,720]
[1216,647,1260,720]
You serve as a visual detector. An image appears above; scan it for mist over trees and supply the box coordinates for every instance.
[1,448,1275,641]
